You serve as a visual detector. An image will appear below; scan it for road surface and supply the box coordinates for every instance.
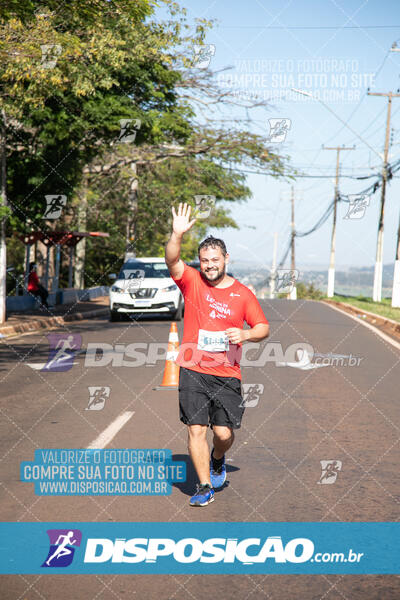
[0,299,399,599]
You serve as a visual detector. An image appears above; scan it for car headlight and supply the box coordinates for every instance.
[160,284,177,293]
[111,285,125,293]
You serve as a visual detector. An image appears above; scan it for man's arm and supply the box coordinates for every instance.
[226,322,269,345]
[165,203,196,279]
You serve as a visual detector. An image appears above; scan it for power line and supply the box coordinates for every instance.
[321,49,390,146]
[277,154,400,266]
[224,165,394,179]
[220,25,400,30]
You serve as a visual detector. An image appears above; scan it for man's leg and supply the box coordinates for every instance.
[212,425,234,459]
[187,424,210,484]
[38,284,49,308]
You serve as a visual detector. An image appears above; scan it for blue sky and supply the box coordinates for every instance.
[160,0,400,270]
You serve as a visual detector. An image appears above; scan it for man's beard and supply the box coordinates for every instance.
[201,265,225,283]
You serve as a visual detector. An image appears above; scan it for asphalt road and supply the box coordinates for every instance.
[0,299,399,599]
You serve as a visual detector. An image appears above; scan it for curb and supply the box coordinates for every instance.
[0,307,109,338]
[323,299,400,338]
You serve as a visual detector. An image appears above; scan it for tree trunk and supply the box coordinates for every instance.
[125,162,138,257]
[36,240,47,278]
[74,174,88,289]
[0,110,7,324]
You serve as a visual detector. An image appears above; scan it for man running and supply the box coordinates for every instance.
[44,334,77,370]
[165,203,269,507]
[45,531,77,566]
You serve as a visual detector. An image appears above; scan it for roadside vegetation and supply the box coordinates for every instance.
[328,295,400,323]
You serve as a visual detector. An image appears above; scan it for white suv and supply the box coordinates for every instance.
[109,257,183,321]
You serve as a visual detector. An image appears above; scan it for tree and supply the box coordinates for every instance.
[80,122,287,282]
[1,1,291,318]
[0,0,199,315]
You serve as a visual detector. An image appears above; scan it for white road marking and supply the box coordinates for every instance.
[26,361,79,370]
[276,349,329,370]
[26,349,86,370]
[87,411,135,449]
[325,302,400,351]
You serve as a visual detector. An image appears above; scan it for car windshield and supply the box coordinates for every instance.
[118,262,170,279]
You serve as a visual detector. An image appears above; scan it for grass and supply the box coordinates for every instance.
[329,294,400,323]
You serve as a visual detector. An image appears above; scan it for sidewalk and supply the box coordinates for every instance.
[0,296,109,338]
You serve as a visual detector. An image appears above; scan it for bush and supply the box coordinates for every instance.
[296,282,324,300]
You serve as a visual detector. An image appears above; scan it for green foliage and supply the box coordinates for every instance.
[1,0,291,289]
[2,0,193,233]
[331,294,400,323]
[296,282,324,300]
[0,203,11,219]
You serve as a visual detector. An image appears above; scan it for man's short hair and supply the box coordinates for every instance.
[198,236,227,257]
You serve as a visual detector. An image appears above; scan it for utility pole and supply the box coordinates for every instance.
[270,231,278,299]
[392,211,400,307]
[125,162,138,258]
[367,90,400,302]
[323,145,355,298]
[289,186,297,300]
[389,46,400,307]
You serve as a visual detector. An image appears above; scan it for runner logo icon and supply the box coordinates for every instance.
[25,333,82,372]
[318,460,342,484]
[43,334,82,372]
[42,529,82,567]
[240,383,264,407]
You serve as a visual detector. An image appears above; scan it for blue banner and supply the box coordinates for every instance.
[20,449,186,496]
[0,522,398,574]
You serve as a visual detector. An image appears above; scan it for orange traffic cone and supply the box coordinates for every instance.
[154,322,180,390]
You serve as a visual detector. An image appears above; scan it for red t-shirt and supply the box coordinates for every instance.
[172,264,268,379]
[27,272,40,292]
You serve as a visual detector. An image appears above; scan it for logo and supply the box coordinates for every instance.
[40,44,62,69]
[343,195,369,220]
[26,333,82,372]
[86,386,110,410]
[276,348,329,370]
[42,529,82,567]
[230,293,240,297]
[192,44,216,69]
[35,5,51,18]
[43,334,82,372]
[123,268,145,293]
[276,269,299,293]
[194,195,215,219]
[318,460,342,484]
[266,118,291,143]
[240,383,264,408]
[84,535,314,564]
[118,119,141,144]
[43,194,67,219]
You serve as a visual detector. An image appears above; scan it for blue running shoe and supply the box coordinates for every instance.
[189,483,215,506]
[210,449,226,489]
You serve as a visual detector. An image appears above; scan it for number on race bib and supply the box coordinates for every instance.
[197,328,229,352]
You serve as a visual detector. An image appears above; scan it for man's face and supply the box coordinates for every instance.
[199,246,228,283]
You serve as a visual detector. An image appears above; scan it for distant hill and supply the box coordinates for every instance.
[234,263,394,298]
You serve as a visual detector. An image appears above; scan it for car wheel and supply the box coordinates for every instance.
[110,310,120,322]
[173,300,183,321]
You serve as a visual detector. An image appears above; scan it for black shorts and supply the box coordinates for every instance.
[179,367,244,429]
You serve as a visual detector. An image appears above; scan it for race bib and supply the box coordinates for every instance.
[197,329,229,353]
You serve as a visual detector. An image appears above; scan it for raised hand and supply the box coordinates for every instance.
[172,203,196,237]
